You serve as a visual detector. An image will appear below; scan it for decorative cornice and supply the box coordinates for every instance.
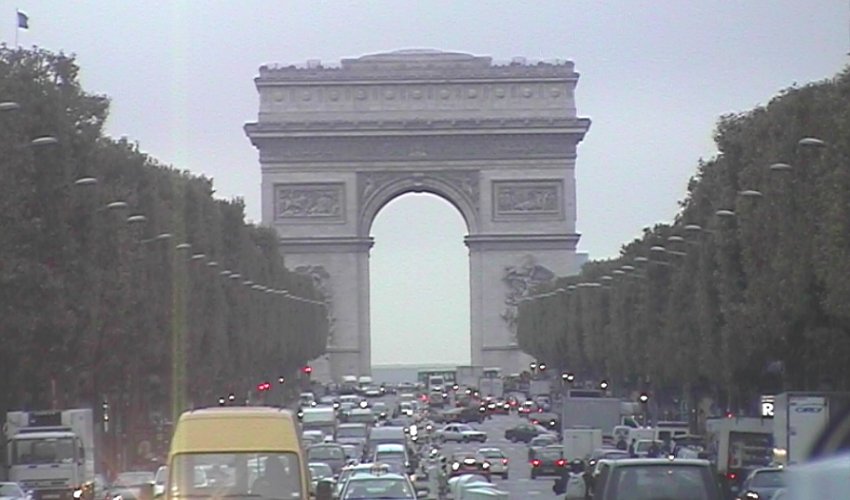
[279,236,374,254]
[246,117,590,136]
[465,233,581,251]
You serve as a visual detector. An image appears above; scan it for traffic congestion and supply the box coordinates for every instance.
[6,368,843,500]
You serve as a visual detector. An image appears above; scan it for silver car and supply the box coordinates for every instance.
[478,447,509,479]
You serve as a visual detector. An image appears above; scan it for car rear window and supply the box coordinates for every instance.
[609,465,716,500]
[479,450,503,459]
[751,470,785,488]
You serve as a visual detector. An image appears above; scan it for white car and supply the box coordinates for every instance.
[437,423,487,443]
[0,483,28,500]
[477,447,509,479]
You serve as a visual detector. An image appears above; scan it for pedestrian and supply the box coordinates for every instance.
[616,436,627,451]
[628,439,637,458]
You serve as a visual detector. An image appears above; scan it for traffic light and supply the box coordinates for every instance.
[257,382,271,392]
[302,365,313,375]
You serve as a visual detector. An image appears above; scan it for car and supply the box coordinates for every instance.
[436,423,487,443]
[449,452,492,480]
[337,470,422,499]
[371,401,389,420]
[0,482,28,500]
[591,458,722,500]
[306,444,347,476]
[633,439,665,458]
[504,422,552,443]
[518,401,536,416]
[585,448,630,469]
[109,471,156,500]
[302,429,326,446]
[372,443,410,471]
[337,423,369,447]
[345,408,377,426]
[442,406,484,424]
[335,463,391,497]
[307,462,335,493]
[529,412,561,435]
[152,466,167,497]
[528,434,561,459]
[363,386,383,398]
[477,447,509,479]
[530,445,569,479]
[737,467,786,500]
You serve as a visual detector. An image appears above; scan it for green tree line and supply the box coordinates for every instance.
[518,66,850,415]
[0,48,328,424]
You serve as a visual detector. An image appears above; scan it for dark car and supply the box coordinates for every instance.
[306,444,347,476]
[529,412,561,436]
[591,458,722,500]
[738,467,785,500]
[445,406,485,424]
[504,422,551,443]
[530,445,569,479]
[449,452,492,480]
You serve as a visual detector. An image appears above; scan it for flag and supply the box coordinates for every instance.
[17,11,29,29]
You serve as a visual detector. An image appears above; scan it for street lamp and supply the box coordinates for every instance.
[228,393,236,403]
[639,393,649,403]
[538,363,547,372]
[218,396,226,406]
[599,380,609,391]
[30,136,59,147]
[74,177,98,187]
[529,362,538,372]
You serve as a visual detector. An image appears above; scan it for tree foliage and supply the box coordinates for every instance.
[0,48,327,422]
[518,67,850,412]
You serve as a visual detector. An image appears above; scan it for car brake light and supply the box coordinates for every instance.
[531,459,541,467]
[502,458,509,465]
[532,420,539,425]
[727,472,737,480]
[556,459,566,467]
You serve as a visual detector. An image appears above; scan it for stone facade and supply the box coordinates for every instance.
[245,50,590,380]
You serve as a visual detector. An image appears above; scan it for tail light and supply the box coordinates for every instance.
[727,472,738,480]
[532,420,539,425]
[502,458,509,465]
[531,459,541,467]
[556,459,566,467]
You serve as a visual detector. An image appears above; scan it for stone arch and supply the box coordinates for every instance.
[358,172,480,237]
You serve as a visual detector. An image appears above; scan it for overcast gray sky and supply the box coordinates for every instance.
[6,1,848,366]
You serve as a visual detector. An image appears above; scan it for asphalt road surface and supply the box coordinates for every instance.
[434,406,563,499]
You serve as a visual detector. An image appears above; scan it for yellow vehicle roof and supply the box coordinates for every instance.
[169,407,301,455]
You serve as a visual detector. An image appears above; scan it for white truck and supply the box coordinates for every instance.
[705,416,773,497]
[561,428,603,462]
[455,366,483,390]
[772,391,850,465]
[560,392,636,438]
[5,409,95,500]
[478,378,504,399]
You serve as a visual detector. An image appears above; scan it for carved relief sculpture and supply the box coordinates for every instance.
[275,183,343,220]
[501,255,556,340]
[294,265,336,345]
[495,181,561,215]
[358,170,479,210]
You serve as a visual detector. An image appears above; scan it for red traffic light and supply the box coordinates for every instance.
[257,382,271,391]
[302,366,313,374]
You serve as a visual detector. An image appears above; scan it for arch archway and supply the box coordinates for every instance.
[369,192,471,366]
[246,50,590,380]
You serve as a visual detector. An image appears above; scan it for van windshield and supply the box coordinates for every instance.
[337,427,367,439]
[169,452,302,500]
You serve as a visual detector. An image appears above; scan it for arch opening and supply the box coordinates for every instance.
[369,192,471,369]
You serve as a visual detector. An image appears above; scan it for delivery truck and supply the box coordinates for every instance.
[5,409,95,500]
[772,391,850,465]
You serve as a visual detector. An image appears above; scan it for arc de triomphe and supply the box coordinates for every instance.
[245,50,590,381]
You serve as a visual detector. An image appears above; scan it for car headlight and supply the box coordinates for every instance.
[72,490,83,499]
[482,462,490,469]
[451,463,460,471]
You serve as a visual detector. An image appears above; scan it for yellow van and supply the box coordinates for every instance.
[165,407,308,500]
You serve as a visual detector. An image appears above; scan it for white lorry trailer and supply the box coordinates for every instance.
[561,428,603,462]
[772,391,850,465]
[560,392,636,438]
[5,409,95,500]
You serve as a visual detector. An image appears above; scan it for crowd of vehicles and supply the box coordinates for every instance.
[3,381,848,499]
